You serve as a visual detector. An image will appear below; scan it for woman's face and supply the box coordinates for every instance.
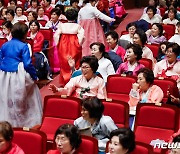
[106,35,117,49]
[81,106,90,121]
[177,26,180,34]
[128,26,136,37]
[55,134,73,154]
[0,134,10,153]
[32,1,38,8]
[126,48,137,63]
[43,0,50,7]
[30,22,38,34]
[38,8,44,16]
[133,34,142,46]
[2,8,7,17]
[147,9,154,19]
[6,13,13,21]
[27,12,34,22]
[168,10,175,20]
[170,148,180,154]
[149,0,155,6]
[137,73,150,92]
[81,62,94,81]
[90,45,102,60]
[151,24,160,37]
[166,47,177,64]
[51,12,59,23]
[109,136,128,154]
[2,25,10,35]
[16,8,23,17]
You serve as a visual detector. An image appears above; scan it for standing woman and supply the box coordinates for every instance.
[78,0,115,56]
[0,22,42,127]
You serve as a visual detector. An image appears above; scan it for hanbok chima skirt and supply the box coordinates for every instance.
[0,63,42,127]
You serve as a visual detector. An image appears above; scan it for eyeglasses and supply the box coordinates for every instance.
[81,66,91,70]
[165,50,173,54]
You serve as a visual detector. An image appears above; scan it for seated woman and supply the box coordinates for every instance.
[37,6,49,22]
[169,22,180,46]
[120,22,137,43]
[25,11,38,27]
[129,67,164,107]
[6,9,18,25]
[74,97,118,153]
[143,0,160,15]
[154,42,180,90]
[107,128,135,154]
[49,56,107,99]
[1,21,13,41]
[106,31,126,61]
[133,29,154,62]
[14,6,27,21]
[116,44,144,76]
[90,42,115,82]
[0,121,25,154]
[140,6,162,25]
[163,8,179,25]
[26,0,39,12]
[146,23,167,44]
[47,124,82,154]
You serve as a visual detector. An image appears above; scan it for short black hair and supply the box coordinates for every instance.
[126,43,143,61]
[6,9,14,17]
[82,97,104,120]
[146,5,157,15]
[137,68,154,84]
[151,23,164,36]
[105,31,119,43]
[55,4,64,14]
[166,42,180,57]
[50,8,61,16]
[70,0,79,6]
[28,11,38,20]
[30,0,39,6]
[15,6,24,14]
[110,128,135,153]
[2,21,13,30]
[173,134,180,143]
[126,22,137,31]
[134,29,147,46]
[54,124,82,150]
[11,22,28,40]
[29,20,40,30]
[0,121,14,142]
[80,56,99,73]
[65,9,78,21]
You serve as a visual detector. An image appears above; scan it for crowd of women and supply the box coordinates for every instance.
[0,0,180,153]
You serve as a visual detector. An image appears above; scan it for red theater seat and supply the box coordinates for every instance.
[106,75,137,102]
[102,99,129,128]
[13,128,47,154]
[139,58,153,70]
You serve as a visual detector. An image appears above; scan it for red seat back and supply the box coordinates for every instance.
[139,58,153,70]
[130,142,154,154]
[102,99,129,128]
[40,95,81,141]
[121,30,129,36]
[106,75,136,102]
[145,44,159,58]
[134,103,179,147]
[38,19,47,27]
[13,128,47,154]
[162,24,175,40]
[159,7,166,17]
[76,135,98,154]
[0,19,5,26]
[153,78,179,103]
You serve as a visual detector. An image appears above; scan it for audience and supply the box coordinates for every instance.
[116,43,144,76]
[143,0,161,15]
[107,128,135,154]
[1,21,13,41]
[47,124,82,154]
[37,6,49,21]
[163,8,178,25]
[14,6,27,21]
[6,9,18,25]
[169,21,180,46]
[74,97,118,153]
[0,121,25,154]
[26,0,39,12]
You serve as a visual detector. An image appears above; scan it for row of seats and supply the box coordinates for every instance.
[29,95,179,153]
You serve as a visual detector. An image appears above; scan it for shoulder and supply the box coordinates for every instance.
[100,115,114,124]
[47,150,59,154]
[151,85,163,93]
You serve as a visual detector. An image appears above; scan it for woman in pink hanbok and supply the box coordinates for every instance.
[49,56,107,99]
[45,8,61,73]
[78,0,115,56]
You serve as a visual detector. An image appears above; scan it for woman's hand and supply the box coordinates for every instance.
[132,83,139,91]
[68,57,75,70]
[170,95,180,104]
[49,84,59,93]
